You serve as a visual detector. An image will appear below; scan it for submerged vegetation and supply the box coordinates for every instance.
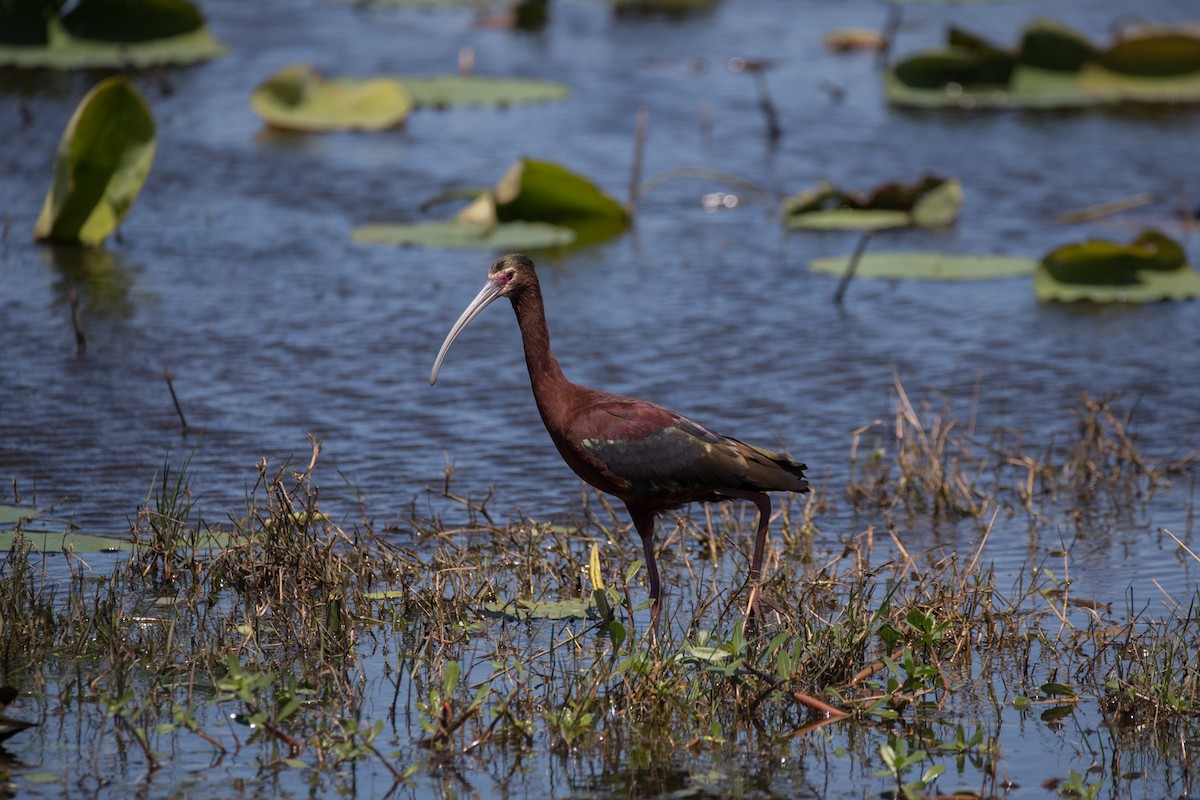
[1,389,1196,796]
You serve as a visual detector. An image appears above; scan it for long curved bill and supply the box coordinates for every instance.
[430,279,505,384]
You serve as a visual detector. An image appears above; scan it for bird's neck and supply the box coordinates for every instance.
[511,283,573,407]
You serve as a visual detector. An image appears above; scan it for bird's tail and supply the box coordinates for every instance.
[739,441,809,493]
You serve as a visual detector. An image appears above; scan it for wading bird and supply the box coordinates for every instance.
[430,254,808,624]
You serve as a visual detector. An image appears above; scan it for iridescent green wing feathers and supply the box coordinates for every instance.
[576,399,807,496]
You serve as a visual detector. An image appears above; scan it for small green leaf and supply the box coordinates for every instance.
[442,661,460,695]
[1041,682,1078,698]
[608,620,626,651]
[1013,695,1031,710]
[251,64,413,132]
[20,773,62,785]
[34,77,156,246]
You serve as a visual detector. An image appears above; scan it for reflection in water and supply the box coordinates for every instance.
[44,243,138,321]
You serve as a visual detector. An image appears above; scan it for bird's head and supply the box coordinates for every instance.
[430,254,537,385]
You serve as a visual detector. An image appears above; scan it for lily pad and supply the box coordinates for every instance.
[0,505,38,525]
[472,157,629,225]
[810,253,1037,281]
[887,20,1200,108]
[1018,18,1097,72]
[356,158,627,250]
[789,209,912,231]
[0,4,225,68]
[251,64,413,132]
[397,75,569,108]
[1096,31,1200,77]
[0,531,135,553]
[352,219,574,250]
[784,176,961,230]
[481,597,599,621]
[332,0,525,7]
[60,0,203,42]
[1077,63,1200,104]
[1035,230,1200,303]
[34,77,156,246]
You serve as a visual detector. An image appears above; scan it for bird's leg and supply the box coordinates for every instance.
[718,489,773,620]
[627,505,662,631]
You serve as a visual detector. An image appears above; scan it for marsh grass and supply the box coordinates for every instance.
[0,386,1198,797]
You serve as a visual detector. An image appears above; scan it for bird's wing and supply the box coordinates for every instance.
[574,398,775,495]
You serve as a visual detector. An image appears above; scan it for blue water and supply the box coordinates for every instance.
[2,0,1200,796]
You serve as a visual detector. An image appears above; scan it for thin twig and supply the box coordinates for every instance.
[163,365,189,432]
[68,286,86,354]
[753,72,782,142]
[627,106,648,217]
[1055,192,1153,223]
[834,230,873,306]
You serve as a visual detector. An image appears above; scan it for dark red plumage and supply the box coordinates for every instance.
[431,254,808,623]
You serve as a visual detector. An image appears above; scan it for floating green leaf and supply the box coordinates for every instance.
[34,77,156,246]
[398,75,569,108]
[0,0,55,45]
[61,0,203,42]
[0,4,225,68]
[353,219,574,250]
[810,253,1037,281]
[332,0,525,7]
[891,25,1013,89]
[888,20,1200,108]
[784,176,961,230]
[0,531,135,553]
[1035,230,1200,303]
[488,157,629,225]
[1096,30,1200,77]
[481,597,598,621]
[251,64,413,132]
[1076,63,1200,104]
[355,158,626,250]
[0,505,38,525]
[0,504,134,553]
[789,209,912,231]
